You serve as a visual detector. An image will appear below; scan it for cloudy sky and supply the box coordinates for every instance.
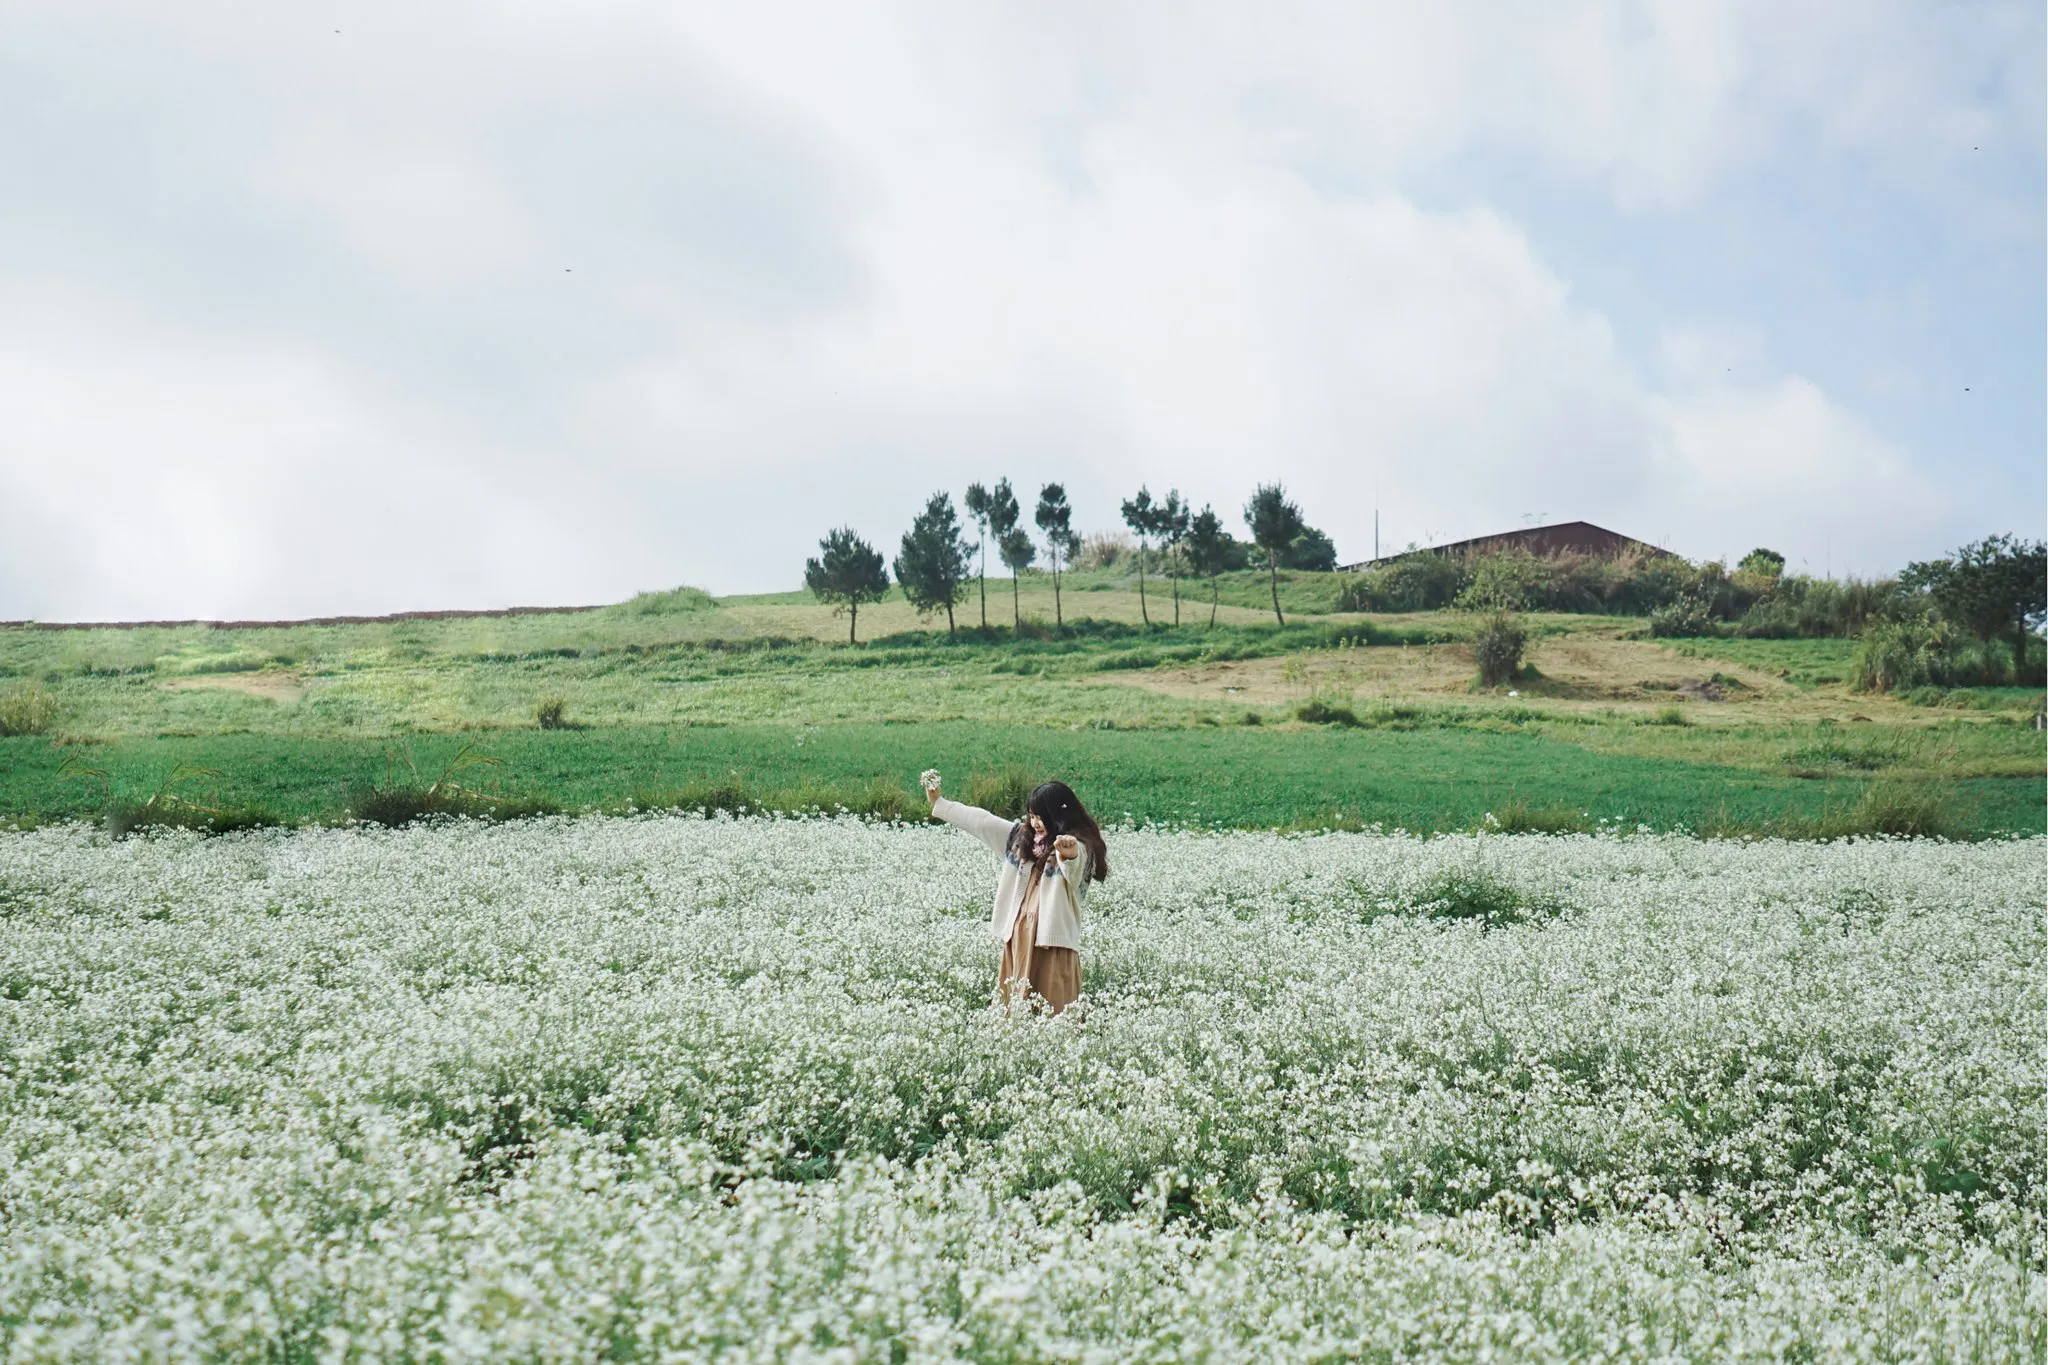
[1,1,2040,620]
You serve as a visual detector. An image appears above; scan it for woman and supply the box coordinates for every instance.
[923,770,1109,1013]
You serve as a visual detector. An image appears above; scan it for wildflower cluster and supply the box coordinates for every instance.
[1,818,2040,1361]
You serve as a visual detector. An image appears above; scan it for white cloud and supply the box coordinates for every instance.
[1647,373,1945,575]
[0,0,2034,616]
[0,281,660,620]
[263,123,538,289]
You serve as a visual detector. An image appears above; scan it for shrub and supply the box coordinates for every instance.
[1073,532,1135,571]
[0,683,57,737]
[1850,621,1982,693]
[1646,704,1690,727]
[1337,555,1467,612]
[1454,552,1546,612]
[1604,554,1691,615]
[1648,599,1719,638]
[1734,575,1906,639]
[1470,612,1527,688]
[1340,549,1706,617]
[535,697,570,730]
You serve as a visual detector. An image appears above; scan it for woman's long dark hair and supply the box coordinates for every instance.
[1007,780,1109,882]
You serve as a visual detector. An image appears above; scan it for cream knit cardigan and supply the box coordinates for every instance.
[932,797,1090,950]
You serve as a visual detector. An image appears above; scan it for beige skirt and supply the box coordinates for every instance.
[998,880,1080,1013]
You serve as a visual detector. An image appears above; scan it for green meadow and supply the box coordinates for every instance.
[1,566,2040,836]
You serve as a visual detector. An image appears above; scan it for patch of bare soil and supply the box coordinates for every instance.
[161,671,306,703]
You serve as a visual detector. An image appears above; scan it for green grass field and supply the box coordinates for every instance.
[3,576,2040,836]
[17,721,2034,834]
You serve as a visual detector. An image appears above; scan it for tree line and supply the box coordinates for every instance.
[804,481,1337,642]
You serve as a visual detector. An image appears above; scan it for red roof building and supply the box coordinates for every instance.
[1340,520,1672,571]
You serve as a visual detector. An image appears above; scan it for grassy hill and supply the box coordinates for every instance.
[1,576,2040,837]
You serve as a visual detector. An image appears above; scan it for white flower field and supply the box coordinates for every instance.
[0,816,2040,1362]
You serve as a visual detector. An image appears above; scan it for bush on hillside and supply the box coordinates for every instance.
[1338,554,1468,612]
[1648,598,1721,638]
[1454,553,1546,612]
[1733,576,1907,639]
[1247,526,1338,573]
[1852,621,2036,693]
[1471,612,1528,688]
[1338,544,1913,640]
[1073,532,1134,570]
[1341,549,1713,619]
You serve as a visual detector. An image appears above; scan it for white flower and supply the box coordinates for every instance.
[0,816,2037,1359]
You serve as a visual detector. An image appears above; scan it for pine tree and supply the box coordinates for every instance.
[987,480,1030,630]
[963,483,992,629]
[1035,483,1079,629]
[1120,486,1157,626]
[803,527,890,644]
[1185,505,1228,628]
[1244,483,1305,626]
[1157,490,1190,626]
[893,492,972,633]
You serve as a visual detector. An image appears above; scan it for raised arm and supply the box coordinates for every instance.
[925,771,1016,857]
[931,797,1016,857]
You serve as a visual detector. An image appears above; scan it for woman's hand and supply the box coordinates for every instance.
[1053,833,1079,860]
[921,769,942,808]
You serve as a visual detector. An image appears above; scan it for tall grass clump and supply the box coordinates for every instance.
[1850,621,2028,693]
[967,768,1038,820]
[58,756,282,836]
[1296,685,1362,726]
[1479,801,1590,835]
[535,696,571,730]
[1834,779,1959,839]
[350,746,558,827]
[0,682,57,737]
[1735,575,1904,639]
